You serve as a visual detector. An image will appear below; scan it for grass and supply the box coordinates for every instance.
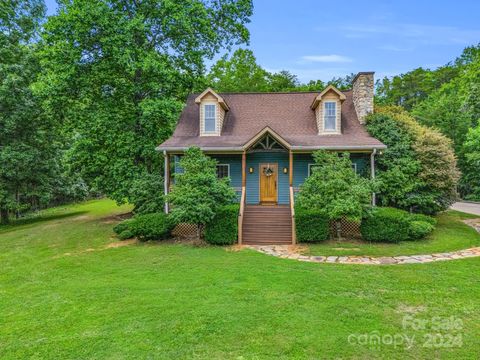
[306,210,480,257]
[1,199,479,359]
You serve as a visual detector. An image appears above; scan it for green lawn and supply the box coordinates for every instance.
[1,199,479,359]
[306,211,480,257]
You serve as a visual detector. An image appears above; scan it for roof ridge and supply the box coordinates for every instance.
[190,89,353,96]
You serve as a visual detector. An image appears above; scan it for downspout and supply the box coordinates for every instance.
[370,148,377,206]
[163,150,169,214]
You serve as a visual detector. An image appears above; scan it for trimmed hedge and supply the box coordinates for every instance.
[295,208,330,243]
[113,213,173,241]
[361,207,411,243]
[409,221,434,240]
[204,204,239,245]
[361,207,436,243]
[409,213,437,226]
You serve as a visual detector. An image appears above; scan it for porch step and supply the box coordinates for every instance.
[242,205,293,245]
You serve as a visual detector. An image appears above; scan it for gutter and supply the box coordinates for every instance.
[156,144,387,152]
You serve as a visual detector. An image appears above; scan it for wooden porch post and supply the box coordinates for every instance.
[289,150,296,244]
[238,151,247,245]
[289,150,293,186]
[242,151,246,187]
[163,151,170,213]
[370,149,377,206]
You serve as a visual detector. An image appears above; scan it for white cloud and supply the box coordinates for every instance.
[378,45,413,52]
[336,23,480,45]
[299,55,353,63]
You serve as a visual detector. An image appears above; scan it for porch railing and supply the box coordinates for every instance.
[289,186,296,244]
[238,186,246,244]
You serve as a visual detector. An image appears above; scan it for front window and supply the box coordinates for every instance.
[204,104,216,132]
[216,164,230,179]
[324,101,336,131]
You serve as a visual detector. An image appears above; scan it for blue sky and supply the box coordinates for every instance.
[44,0,480,82]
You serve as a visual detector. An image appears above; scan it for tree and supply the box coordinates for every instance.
[296,150,372,238]
[0,0,58,224]
[411,46,480,199]
[367,107,459,214]
[207,48,270,92]
[462,125,480,200]
[166,147,236,238]
[36,0,253,205]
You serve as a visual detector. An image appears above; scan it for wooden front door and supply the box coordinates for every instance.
[259,163,278,204]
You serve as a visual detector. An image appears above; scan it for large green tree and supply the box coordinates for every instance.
[366,107,459,214]
[0,0,59,224]
[36,0,253,204]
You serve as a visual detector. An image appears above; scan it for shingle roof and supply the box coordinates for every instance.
[157,90,386,151]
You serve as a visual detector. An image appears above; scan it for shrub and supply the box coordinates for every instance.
[118,229,134,240]
[204,204,239,245]
[409,221,434,240]
[113,213,173,241]
[295,207,330,243]
[360,207,411,243]
[113,219,135,235]
[167,147,237,238]
[130,213,173,241]
[295,150,372,238]
[409,213,437,226]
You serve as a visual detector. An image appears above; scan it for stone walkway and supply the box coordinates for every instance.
[245,245,480,265]
[245,219,480,265]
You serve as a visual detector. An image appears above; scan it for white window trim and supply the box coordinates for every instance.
[323,100,337,132]
[352,163,357,174]
[216,163,230,178]
[203,102,217,134]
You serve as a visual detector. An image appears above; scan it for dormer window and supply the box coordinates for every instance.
[324,101,336,131]
[195,88,229,136]
[204,104,216,133]
[311,85,345,135]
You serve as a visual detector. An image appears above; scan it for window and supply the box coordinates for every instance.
[308,163,320,176]
[204,104,216,132]
[324,101,336,131]
[351,163,357,174]
[216,164,230,179]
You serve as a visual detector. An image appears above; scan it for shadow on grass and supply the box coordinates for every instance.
[0,211,88,234]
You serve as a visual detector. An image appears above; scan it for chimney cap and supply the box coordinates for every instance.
[352,72,375,84]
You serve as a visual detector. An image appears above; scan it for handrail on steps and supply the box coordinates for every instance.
[238,186,246,244]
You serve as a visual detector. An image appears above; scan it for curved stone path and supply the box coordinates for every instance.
[246,245,480,265]
[246,219,480,265]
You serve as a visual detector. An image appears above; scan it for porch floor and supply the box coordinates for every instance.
[242,205,293,245]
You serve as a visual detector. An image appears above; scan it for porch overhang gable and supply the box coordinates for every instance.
[241,126,292,151]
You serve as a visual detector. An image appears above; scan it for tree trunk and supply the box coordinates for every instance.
[0,208,9,225]
[335,220,343,240]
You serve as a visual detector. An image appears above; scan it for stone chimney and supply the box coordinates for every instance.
[352,72,374,124]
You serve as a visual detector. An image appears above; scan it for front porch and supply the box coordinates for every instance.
[164,130,376,245]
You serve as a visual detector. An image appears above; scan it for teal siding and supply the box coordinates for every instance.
[246,152,289,205]
[172,151,370,204]
[211,155,242,200]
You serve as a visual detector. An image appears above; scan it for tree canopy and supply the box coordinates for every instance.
[36,0,253,204]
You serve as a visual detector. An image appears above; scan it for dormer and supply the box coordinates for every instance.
[311,85,346,135]
[195,88,229,136]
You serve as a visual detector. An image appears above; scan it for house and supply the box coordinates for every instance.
[157,72,386,245]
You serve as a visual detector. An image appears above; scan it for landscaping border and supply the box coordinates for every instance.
[246,245,480,265]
